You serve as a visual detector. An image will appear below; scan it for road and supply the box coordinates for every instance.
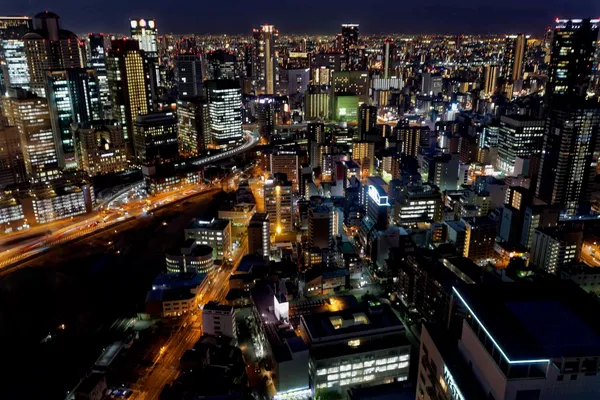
[132,235,248,400]
[0,130,259,274]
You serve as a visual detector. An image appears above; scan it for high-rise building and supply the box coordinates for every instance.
[304,84,331,120]
[253,25,279,95]
[133,112,178,165]
[394,119,422,157]
[547,19,599,98]
[308,204,333,250]
[87,33,111,119]
[3,88,60,181]
[503,34,528,83]
[0,17,32,94]
[382,38,394,79]
[248,213,270,260]
[421,72,443,96]
[23,12,81,97]
[264,173,293,235]
[357,103,377,140]
[482,64,499,96]
[269,149,300,192]
[536,97,600,216]
[352,141,375,176]
[72,120,127,176]
[463,216,496,264]
[205,50,237,81]
[0,116,26,187]
[129,18,157,58]
[175,54,203,99]
[106,39,154,144]
[45,68,101,168]
[205,79,243,149]
[497,115,544,175]
[177,98,210,156]
[341,24,359,55]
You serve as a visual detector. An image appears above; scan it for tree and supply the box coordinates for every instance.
[315,389,343,400]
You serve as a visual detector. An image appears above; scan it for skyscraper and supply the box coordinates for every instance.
[536,18,600,216]
[0,116,26,187]
[72,120,127,176]
[482,64,499,97]
[308,204,333,250]
[0,17,32,94]
[3,88,60,181]
[547,19,599,98]
[341,24,359,55]
[503,34,528,83]
[129,18,159,88]
[248,213,270,260]
[175,54,203,99]
[264,173,293,234]
[497,115,544,175]
[87,33,111,119]
[106,39,154,145]
[357,103,377,140]
[23,12,81,97]
[382,38,394,79]
[177,98,211,156]
[205,80,243,149]
[253,25,279,95]
[133,112,178,165]
[205,50,237,81]
[45,68,101,168]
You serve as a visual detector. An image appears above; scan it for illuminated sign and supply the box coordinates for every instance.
[368,185,390,207]
[443,366,465,400]
[130,20,137,28]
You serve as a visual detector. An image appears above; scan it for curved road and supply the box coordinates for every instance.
[0,130,259,273]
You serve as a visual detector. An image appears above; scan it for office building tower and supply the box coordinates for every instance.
[547,19,599,98]
[382,38,394,79]
[536,98,600,216]
[130,19,157,56]
[463,216,496,264]
[202,302,237,341]
[308,204,333,250]
[352,141,375,176]
[482,64,499,96]
[87,33,111,119]
[497,115,544,175]
[205,49,237,81]
[498,186,530,244]
[23,12,81,97]
[366,184,390,231]
[185,218,232,260]
[341,24,359,55]
[520,203,561,249]
[177,98,210,156]
[0,117,26,187]
[311,52,345,85]
[503,34,528,83]
[0,17,32,93]
[3,89,60,181]
[264,173,293,235]
[253,25,279,95]
[304,84,331,120]
[205,79,243,149]
[133,112,178,165]
[357,103,377,140]
[72,120,127,176]
[45,68,101,168]
[248,213,270,260]
[106,39,154,143]
[175,54,203,99]
[530,227,582,274]
[394,119,422,157]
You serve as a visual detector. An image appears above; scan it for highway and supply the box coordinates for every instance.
[0,130,259,274]
[131,235,248,400]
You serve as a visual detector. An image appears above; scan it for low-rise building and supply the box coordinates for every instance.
[202,302,237,341]
[185,218,232,260]
[165,240,214,274]
[304,268,348,296]
[300,301,411,395]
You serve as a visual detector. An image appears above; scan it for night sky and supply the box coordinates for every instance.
[4,0,600,36]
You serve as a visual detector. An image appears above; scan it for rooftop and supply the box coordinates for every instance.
[152,272,207,291]
[186,218,231,231]
[455,282,600,360]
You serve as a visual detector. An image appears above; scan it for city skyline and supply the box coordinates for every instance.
[3,2,600,35]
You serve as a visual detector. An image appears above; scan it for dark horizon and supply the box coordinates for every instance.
[3,1,600,37]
